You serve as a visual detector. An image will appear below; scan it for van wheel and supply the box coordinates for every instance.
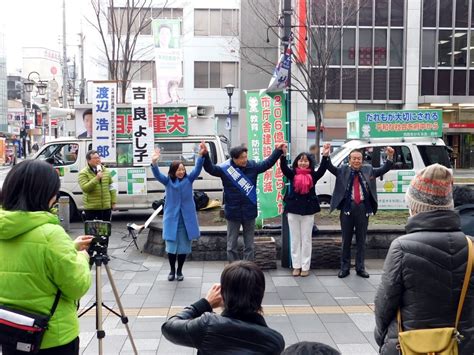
[318,195,331,207]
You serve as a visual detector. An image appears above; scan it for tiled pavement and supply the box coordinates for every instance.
[68,219,384,355]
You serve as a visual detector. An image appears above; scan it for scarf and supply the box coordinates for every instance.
[294,168,313,194]
[343,170,374,216]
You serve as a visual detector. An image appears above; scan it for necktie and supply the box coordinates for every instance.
[353,174,361,204]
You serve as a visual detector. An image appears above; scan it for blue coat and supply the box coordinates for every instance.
[203,148,283,221]
[151,157,203,241]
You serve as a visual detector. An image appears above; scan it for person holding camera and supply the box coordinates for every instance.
[79,150,117,222]
[0,160,92,354]
[150,143,206,281]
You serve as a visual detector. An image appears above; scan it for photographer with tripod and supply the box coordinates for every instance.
[0,160,92,354]
[79,150,117,222]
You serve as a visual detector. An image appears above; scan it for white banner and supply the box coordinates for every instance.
[152,19,182,104]
[92,82,117,163]
[131,81,154,166]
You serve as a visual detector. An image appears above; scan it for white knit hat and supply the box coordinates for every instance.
[405,164,454,214]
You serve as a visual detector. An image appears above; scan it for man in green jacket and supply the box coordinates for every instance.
[79,150,117,221]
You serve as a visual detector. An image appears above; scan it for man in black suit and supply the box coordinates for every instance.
[327,146,394,278]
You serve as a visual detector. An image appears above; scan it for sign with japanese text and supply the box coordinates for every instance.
[347,110,443,139]
[116,107,188,138]
[131,82,154,166]
[126,168,147,195]
[152,19,182,104]
[92,82,117,163]
[245,90,287,219]
[378,171,416,209]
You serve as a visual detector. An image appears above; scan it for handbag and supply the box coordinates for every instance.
[397,236,474,355]
[0,291,61,353]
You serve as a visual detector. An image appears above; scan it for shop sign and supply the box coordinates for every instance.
[347,110,443,139]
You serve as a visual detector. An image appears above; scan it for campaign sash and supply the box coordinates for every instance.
[220,160,257,205]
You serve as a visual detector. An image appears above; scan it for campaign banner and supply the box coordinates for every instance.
[116,107,188,138]
[347,110,443,139]
[266,42,291,92]
[152,19,182,104]
[131,81,154,166]
[127,168,147,195]
[245,90,287,219]
[92,82,117,163]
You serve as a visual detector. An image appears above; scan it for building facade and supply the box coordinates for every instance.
[300,0,474,168]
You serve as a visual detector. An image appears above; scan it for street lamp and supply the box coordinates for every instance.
[23,71,48,148]
[225,84,235,145]
[67,96,75,109]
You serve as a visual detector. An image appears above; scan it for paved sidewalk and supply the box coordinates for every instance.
[73,224,384,355]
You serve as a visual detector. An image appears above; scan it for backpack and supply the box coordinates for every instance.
[193,191,209,210]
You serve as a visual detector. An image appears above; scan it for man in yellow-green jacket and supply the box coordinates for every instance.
[79,150,117,221]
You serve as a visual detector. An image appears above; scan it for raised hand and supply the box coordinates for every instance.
[151,148,161,165]
[199,141,208,156]
[205,283,223,309]
[385,146,395,158]
[322,143,331,156]
[275,142,287,151]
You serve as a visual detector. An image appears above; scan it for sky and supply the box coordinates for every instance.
[0,0,85,75]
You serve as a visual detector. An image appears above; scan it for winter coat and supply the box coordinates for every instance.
[280,155,329,215]
[78,165,117,210]
[151,156,203,241]
[203,148,283,221]
[456,203,474,236]
[327,158,393,214]
[162,298,285,355]
[374,210,474,355]
[0,209,91,349]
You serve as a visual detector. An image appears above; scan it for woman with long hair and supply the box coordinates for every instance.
[151,143,206,281]
[0,160,92,354]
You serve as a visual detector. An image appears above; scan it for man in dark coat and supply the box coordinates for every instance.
[201,142,285,262]
[374,164,474,355]
[327,146,394,278]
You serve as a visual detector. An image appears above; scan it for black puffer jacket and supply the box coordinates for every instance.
[374,210,474,355]
[162,298,285,354]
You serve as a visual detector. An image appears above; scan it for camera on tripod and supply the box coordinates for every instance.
[84,220,112,258]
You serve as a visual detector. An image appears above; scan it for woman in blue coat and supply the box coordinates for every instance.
[151,144,205,281]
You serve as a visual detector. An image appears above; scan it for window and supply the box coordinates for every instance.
[359,1,373,26]
[374,29,387,66]
[37,143,78,166]
[439,0,453,27]
[437,69,451,95]
[453,70,467,95]
[341,68,356,99]
[423,0,436,27]
[390,30,403,66]
[328,29,341,65]
[438,30,452,66]
[422,30,436,67]
[454,31,467,67]
[456,0,469,27]
[389,69,403,100]
[326,68,341,99]
[311,0,326,25]
[194,62,239,88]
[375,0,389,26]
[359,29,373,66]
[373,69,387,100]
[391,146,414,170]
[391,0,404,27]
[418,145,452,168]
[358,69,371,100]
[155,141,216,166]
[421,69,435,95]
[470,71,474,95]
[326,0,341,25]
[117,143,133,167]
[342,29,355,65]
[194,9,239,36]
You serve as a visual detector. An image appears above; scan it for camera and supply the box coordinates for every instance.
[84,220,111,257]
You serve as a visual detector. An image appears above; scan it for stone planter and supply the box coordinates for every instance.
[254,236,277,270]
[311,237,342,269]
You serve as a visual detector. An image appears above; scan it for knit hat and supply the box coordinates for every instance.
[405,163,454,214]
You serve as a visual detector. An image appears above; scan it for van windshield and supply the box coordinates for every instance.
[330,146,349,163]
[418,145,452,168]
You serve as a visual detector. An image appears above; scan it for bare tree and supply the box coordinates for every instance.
[88,0,168,102]
[242,0,364,162]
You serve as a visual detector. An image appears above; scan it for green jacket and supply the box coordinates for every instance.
[0,209,91,349]
[79,165,117,210]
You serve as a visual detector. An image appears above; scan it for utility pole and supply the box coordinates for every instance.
[62,0,68,108]
[79,31,85,104]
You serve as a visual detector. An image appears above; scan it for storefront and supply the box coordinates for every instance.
[443,123,474,169]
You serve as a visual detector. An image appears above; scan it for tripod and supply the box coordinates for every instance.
[79,248,138,354]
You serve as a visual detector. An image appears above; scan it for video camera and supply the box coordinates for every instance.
[84,220,112,258]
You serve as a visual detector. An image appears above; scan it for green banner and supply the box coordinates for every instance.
[347,110,443,139]
[116,107,188,138]
[245,90,287,219]
[126,168,147,195]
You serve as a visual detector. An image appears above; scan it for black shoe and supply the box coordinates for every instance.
[356,270,370,278]
[338,270,350,278]
[168,272,175,281]
[176,273,184,281]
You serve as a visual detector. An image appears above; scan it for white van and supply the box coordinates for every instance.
[315,137,452,209]
[34,135,227,218]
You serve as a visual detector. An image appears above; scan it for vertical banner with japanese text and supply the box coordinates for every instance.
[131,81,154,166]
[245,90,287,219]
[92,82,116,163]
[152,19,182,104]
